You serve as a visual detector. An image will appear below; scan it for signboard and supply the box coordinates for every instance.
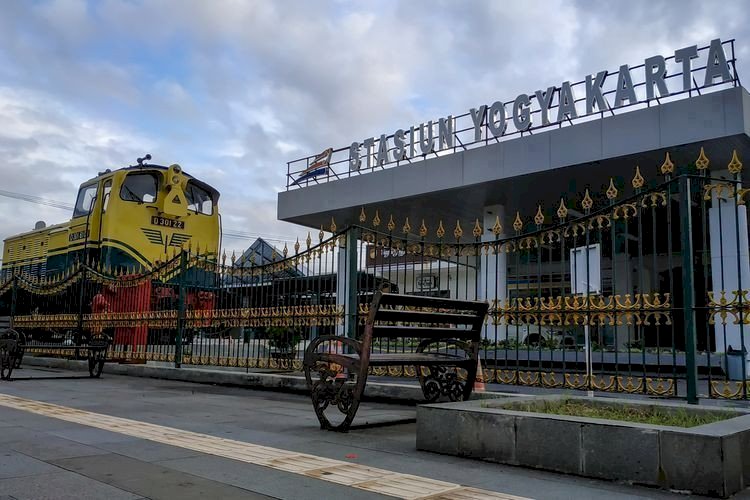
[570,244,601,295]
[416,274,437,290]
[365,245,435,268]
[348,39,732,170]
[288,39,737,187]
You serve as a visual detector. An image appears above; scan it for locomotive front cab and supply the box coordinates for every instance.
[97,163,221,272]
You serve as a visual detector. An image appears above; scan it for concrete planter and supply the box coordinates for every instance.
[417,396,750,497]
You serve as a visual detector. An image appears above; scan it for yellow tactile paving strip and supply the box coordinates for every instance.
[0,393,530,500]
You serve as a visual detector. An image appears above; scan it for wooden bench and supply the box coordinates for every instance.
[303,292,488,431]
[0,316,23,380]
[0,317,110,380]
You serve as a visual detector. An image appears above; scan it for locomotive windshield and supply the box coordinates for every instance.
[186,181,213,215]
[73,183,98,218]
[120,172,158,203]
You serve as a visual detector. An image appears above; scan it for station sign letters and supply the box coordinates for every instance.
[347,39,734,171]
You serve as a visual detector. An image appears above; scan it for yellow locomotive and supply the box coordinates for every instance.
[1,156,220,279]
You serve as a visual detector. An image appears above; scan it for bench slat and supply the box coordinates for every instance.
[378,293,488,312]
[315,351,471,366]
[375,309,483,325]
[372,325,479,340]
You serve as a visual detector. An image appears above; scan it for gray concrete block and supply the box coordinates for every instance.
[456,410,515,464]
[416,406,459,455]
[741,429,750,488]
[581,423,659,485]
[515,415,581,474]
[660,431,727,497]
[721,433,745,496]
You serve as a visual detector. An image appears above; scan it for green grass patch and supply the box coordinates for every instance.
[500,399,735,427]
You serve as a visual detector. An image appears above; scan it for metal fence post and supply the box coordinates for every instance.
[679,176,699,404]
[175,250,187,368]
[76,265,87,358]
[9,274,17,329]
[346,229,358,339]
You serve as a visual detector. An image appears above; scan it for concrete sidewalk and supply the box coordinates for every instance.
[0,365,711,499]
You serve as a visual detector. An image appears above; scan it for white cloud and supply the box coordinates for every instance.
[0,0,749,260]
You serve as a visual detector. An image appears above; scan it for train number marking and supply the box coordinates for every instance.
[151,216,185,230]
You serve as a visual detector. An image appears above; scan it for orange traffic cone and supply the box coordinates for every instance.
[474,356,485,392]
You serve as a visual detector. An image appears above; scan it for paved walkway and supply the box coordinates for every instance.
[0,367,734,499]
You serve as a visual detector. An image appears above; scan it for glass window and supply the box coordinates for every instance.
[73,183,98,218]
[102,180,112,212]
[186,182,213,215]
[120,173,158,203]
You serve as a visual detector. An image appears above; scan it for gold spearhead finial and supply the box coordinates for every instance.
[660,151,674,175]
[632,165,644,189]
[319,225,324,242]
[402,217,411,235]
[534,205,544,226]
[330,217,337,233]
[513,212,523,233]
[581,188,593,211]
[283,242,288,258]
[359,206,367,223]
[231,251,236,264]
[221,250,227,265]
[387,214,396,232]
[419,219,428,237]
[728,149,743,175]
[492,215,503,236]
[696,147,709,170]
[454,220,463,240]
[372,210,381,227]
[473,218,482,238]
[436,220,445,238]
[557,198,568,220]
[294,238,300,254]
[306,232,312,248]
[606,178,618,200]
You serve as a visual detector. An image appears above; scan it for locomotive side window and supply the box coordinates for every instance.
[120,173,158,203]
[73,183,98,218]
[186,182,213,215]
[102,180,112,212]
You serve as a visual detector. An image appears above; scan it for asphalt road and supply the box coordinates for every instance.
[0,367,736,499]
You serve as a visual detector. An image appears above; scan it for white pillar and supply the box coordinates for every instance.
[613,253,635,348]
[710,187,750,353]
[480,204,507,340]
[336,239,348,337]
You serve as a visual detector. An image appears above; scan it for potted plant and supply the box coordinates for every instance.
[268,326,302,363]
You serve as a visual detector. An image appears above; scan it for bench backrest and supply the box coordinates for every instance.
[364,292,488,344]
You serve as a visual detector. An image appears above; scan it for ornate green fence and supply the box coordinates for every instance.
[2,150,750,401]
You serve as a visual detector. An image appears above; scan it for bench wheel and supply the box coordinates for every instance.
[303,336,366,432]
[0,343,14,381]
[13,332,25,369]
[88,343,108,378]
[88,355,105,378]
[416,339,476,403]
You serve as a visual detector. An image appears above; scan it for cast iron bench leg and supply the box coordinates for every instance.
[303,335,367,432]
[416,339,478,402]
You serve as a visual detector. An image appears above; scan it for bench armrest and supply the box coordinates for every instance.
[304,335,363,362]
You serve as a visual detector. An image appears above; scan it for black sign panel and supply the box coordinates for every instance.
[151,216,185,230]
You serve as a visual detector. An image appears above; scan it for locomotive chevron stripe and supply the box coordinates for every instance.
[169,233,191,247]
[141,228,164,245]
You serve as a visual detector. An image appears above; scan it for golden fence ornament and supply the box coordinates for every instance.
[696,147,710,171]
[660,151,675,176]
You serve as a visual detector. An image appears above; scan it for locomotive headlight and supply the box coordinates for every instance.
[172,175,180,185]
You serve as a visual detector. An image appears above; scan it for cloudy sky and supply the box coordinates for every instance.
[0,0,748,258]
